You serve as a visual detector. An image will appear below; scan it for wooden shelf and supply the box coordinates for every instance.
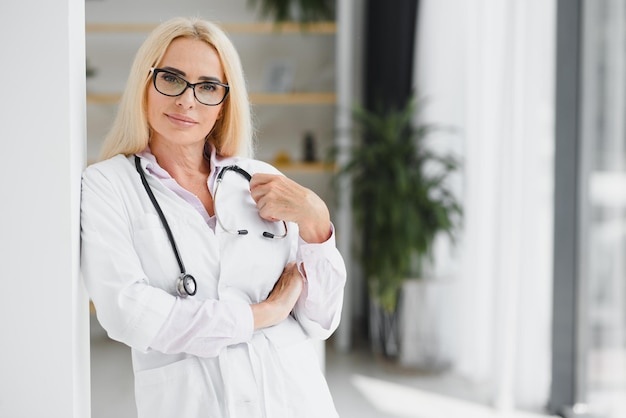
[86,22,336,35]
[86,93,121,104]
[87,92,336,105]
[251,92,336,105]
[273,161,335,173]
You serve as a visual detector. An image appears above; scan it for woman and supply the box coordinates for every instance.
[81,17,346,418]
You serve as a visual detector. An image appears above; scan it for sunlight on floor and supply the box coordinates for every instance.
[350,374,558,418]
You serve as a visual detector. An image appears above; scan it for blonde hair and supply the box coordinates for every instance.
[99,17,254,161]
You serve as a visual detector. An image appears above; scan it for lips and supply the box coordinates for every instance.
[165,113,198,127]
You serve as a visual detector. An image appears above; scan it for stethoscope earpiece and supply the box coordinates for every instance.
[214,165,288,239]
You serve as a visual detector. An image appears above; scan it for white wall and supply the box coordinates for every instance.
[415,0,555,411]
[0,0,90,417]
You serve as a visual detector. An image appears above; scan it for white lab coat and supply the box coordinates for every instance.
[80,153,346,418]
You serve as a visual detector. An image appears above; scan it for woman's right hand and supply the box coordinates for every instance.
[251,262,304,330]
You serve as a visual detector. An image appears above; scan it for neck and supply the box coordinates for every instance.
[150,140,211,181]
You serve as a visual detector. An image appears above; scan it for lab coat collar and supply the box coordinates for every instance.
[136,143,244,185]
[135,147,169,179]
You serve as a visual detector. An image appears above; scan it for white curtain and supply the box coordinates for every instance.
[414,0,556,411]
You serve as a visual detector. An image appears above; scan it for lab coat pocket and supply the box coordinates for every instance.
[132,213,179,293]
[134,357,224,418]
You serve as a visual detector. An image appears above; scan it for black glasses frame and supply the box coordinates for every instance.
[150,67,230,106]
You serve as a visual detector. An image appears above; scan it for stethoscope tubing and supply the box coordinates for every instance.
[213,165,288,239]
[134,155,288,297]
[135,155,187,275]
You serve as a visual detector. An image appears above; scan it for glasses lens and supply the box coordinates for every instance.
[195,82,227,106]
[154,71,186,96]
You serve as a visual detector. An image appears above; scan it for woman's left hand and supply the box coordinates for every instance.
[249,173,331,243]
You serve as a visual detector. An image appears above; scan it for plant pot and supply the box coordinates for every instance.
[398,278,451,371]
[368,298,399,358]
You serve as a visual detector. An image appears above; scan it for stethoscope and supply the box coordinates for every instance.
[134,155,288,298]
[214,164,288,239]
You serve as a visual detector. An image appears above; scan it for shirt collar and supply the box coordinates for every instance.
[137,143,241,179]
[136,146,171,180]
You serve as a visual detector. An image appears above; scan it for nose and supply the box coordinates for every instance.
[175,85,196,108]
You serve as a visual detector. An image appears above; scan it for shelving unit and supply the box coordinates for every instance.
[86,19,337,178]
[86,21,337,34]
[86,92,336,105]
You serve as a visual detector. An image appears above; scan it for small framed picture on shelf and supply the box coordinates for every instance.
[263,59,294,93]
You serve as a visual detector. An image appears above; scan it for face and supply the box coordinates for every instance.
[147,37,226,150]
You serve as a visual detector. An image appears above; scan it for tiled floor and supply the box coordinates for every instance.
[90,318,555,418]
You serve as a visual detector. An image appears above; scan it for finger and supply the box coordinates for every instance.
[249,173,277,187]
[259,197,296,223]
[249,174,311,224]
[253,187,290,221]
[249,174,278,203]
[253,194,277,221]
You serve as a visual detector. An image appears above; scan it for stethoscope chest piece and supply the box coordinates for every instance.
[176,273,197,297]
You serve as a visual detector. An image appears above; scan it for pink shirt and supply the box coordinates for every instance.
[137,147,216,227]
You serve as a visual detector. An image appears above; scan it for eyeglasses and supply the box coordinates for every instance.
[150,67,230,106]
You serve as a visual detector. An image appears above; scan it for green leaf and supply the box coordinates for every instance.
[330,94,463,308]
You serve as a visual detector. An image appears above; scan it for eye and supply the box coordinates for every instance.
[199,82,218,92]
[159,72,183,85]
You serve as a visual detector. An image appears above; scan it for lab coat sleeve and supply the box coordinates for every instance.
[81,165,253,357]
[293,225,347,340]
[148,296,253,357]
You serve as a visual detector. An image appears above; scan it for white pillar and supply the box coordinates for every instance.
[0,0,90,417]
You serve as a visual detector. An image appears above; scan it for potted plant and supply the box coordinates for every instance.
[247,0,334,23]
[333,97,462,359]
